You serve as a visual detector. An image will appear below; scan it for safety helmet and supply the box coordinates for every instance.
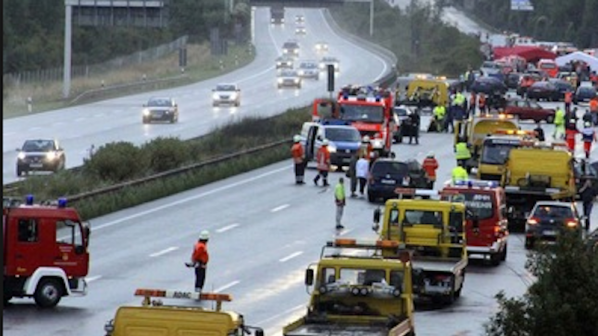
[363,136,371,142]
[199,230,210,241]
[427,151,435,158]
[585,121,591,127]
[293,135,301,143]
[322,139,329,146]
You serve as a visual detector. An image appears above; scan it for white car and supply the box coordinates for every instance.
[212,84,241,107]
[315,41,329,53]
[298,60,320,80]
[277,70,302,89]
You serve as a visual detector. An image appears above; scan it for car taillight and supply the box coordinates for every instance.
[565,219,578,228]
[527,217,539,225]
[494,225,502,237]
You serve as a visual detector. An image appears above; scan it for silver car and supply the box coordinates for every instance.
[142,96,179,124]
[277,70,302,89]
[298,60,320,80]
[16,139,66,176]
[212,83,241,107]
[315,41,329,53]
[275,56,294,69]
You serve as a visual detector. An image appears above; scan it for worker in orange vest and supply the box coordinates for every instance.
[469,92,477,117]
[314,139,331,187]
[478,93,487,114]
[291,135,306,185]
[422,152,439,189]
[590,97,598,126]
[186,230,210,293]
[564,89,573,113]
[565,118,579,153]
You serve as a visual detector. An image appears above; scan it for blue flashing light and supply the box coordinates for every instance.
[58,197,67,208]
[467,181,473,188]
[343,94,349,100]
[486,181,498,188]
[25,194,34,205]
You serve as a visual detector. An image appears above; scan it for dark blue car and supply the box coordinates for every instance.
[574,86,597,104]
[367,159,429,202]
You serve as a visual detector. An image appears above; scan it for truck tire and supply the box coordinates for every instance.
[490,252,501,266]
[34,278,63,308]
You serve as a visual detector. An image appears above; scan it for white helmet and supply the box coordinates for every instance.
[363,136,371,142]
[322,139,329,146]
[427,151,435,158]
[585,121,591,127]
[199,230,210,241]
[293,135,301,143]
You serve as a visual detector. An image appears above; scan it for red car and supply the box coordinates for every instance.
[504,98,556,123]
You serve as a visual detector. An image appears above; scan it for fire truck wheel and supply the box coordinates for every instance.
[34,278,63,308]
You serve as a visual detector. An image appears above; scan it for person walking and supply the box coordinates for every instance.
[564,89,573,113]
[534,122,545,142]
[291,135,305,185]
[422,152,439,189]
[346,152,359,197]
[355,154,369,196]
[408,111,420,145]
[432,104,446,132]
[314,140,331,187]
[455,137,472,168]
[581,121,597,159]
[451,162,469,185]
[187,230,210,293]
[553,106,566,140]
[334,177,346,230]
[579,174,596,231]
[565,118,579,153]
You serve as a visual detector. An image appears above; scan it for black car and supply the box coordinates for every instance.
[526,81,560,101]
[548,78,574,101]
[367,159,429,202]
[574,86,597,104]
[142,97,179,123]
[16,139,66,176]
[524,201,582,249]
[470,77,507,95]
[574,160,598,198]
[505,72,522,90]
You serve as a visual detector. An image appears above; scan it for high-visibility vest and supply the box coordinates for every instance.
[434,106,446,119]
[452,166,469,184]
[291,143,304,164]
[316,146,330,171]
[554,109,565,125]
[455,142,471,160]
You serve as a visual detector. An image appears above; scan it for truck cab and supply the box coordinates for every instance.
[477,130,538,181]
[442,181,509,265]
[373,191,468,305]
[105,289,264,336]
[283,239,416,336]
[3,195,91,307]
[399,79,449,109]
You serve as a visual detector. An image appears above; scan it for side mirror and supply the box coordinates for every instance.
[305,268,314,286]
[373,208,381,224]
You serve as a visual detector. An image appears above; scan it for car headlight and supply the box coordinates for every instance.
[229,92,237,99]
[46,151,57,160]
[372,139,385,149]
[212,93,219,100]
[143,109,150,116]
[277,62,282,66]
[278,78,283,84]
[299,70,304,76]
[18,152,26,160]
[283,49,288,53]
[327,145,337,153]
[294,78,299,83]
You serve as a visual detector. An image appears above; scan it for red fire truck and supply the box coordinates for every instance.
[3,196,91,307]
[312,85,395,156]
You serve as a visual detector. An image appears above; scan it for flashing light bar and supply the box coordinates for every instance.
[394,188,439,196]
[134,289,232,302]
[340,95,383,103]
[493,129,535,136]
[331,238,400,249]
[481,113,515,119]
[452,180,499,188]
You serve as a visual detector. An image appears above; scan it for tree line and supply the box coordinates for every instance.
[3,0,251,74]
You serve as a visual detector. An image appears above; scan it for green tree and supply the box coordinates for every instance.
[485,231,598,336]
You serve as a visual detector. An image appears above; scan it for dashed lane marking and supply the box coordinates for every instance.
[149,246,179,258]
[271,204,290,213]
[216,223,240,233]
[279,251,303,263]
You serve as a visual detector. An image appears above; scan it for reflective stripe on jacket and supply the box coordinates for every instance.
[291,143,304,164]
[317,146,331,171]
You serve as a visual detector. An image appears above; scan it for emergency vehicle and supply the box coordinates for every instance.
[104,289,264,336]
[442,180,509,265]
[537,59,559,78]
[3,195,91,307]
[477,130,538,181]
[283,238,416,336]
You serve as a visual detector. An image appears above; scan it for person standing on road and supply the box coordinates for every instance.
[355,154,369,196]
[581,121,597,159]
[564,89,573,113]
[451,162,469,185]
[291,135,305,185]
[565,118,579,153]
[335,177,346,230]
[314,140,331,187]
[187,230,210,293]
[432,104,446,132]
[408,111,420,145]
[422,152,439,189]
[579,175,596,232]
[346,152,359,197]
[553,106,566,140]
[455,137,472,168]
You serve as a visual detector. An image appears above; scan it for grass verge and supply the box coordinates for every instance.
[3,43,255,119]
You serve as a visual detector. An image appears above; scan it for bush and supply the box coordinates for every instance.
[142,137,189,173]
[84,141,147,182]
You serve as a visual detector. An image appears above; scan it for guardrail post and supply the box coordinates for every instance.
[142,74,147,81]
[181,67,185,74]
[27,97,32,113]
[219,59,224,70]
[101,80,105,88]
[235,55,239,66]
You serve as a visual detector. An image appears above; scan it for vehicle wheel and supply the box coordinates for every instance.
[546,115,555,124]
[16,167,22,177]
[500,244,508,261]
[367,192,376,203]
[142,118,149,124]
[490,252,501,266]
[4,294,12,305]
[524,238,534,250]
[34,278,63,308]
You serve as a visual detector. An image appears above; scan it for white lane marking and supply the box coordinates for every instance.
[94,113,105,117]
[29,126,41,131]
[279,251,303,262]
[149,246,179,258]
[216,223,240,233]
[86,275,102,283]
[52,122,65,126]
[214,280,240,293]
[339,228,354,236]
[91,165,291,232]
[271,204,290,213]
[255,304,305,325]
[320,9,388,82]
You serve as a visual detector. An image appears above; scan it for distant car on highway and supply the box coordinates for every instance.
[282,40,300,57]
[277,69,302,89]
[504,98,555,123]
[275,56,294,69]
[295,14,305,24]
[295,25,306,36]
[525,201,582,249]
[314,41,328,53]
[212,83,241,107]
[526,81,560,101]
[470,77,508,95]
[574,86,597,104]
[319,56,340,72]
[16,139,66,176]
[142,96,179,124]
[297,60,320,80]
[480,61,504,80]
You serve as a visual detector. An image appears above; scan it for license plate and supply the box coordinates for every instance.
[153,112,163,117]
[343,158,351,162]
[543,230,557,236]
[381,179,395,184]
[29,163,43,168]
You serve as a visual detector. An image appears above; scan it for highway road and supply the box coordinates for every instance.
[2,7,392,184]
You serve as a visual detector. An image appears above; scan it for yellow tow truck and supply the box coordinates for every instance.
[399,79,449,109]
[283,238,416,336]
[477,129,538,181]
[454,114,520,172]
[373,189,468,305]
[104,289,264,336]
[500,143,577,231]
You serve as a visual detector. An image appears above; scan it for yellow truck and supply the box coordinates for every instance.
[400,79,449,109]
[283,239,416,336]
[477,130,538,181]
[373,189,468,305]
[454,114,519,172]
[104,289,264,336]
[500,144,577,231]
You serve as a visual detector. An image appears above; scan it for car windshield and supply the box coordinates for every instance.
[453,192,494,220]
[300,62,317,69]
[324,128,361,142]
[147,98,172,107]
[283,43,298,49]
[482,62,501,69]
[403,210,443,226]
[371,162,408,176]
[533,205,573,219]
[281,70,297,77]
[579,88,596,94]
[216,85,236,91]
[481,142,520,164]
[22,140,54,152]
[540,63,556,69]
[340,104,384,123]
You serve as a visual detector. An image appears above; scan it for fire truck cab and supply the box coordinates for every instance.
[3,195,91,308]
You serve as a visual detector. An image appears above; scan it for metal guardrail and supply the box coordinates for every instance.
[323,8,398,88]
[69,74,189,105]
